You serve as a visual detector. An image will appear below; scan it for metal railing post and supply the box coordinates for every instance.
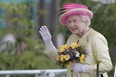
[114,64,116,77]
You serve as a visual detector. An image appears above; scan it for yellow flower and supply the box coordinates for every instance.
[80,54,85,63]
[67,62,73,66]
[60,55,65,62]
[80,59,83,63]
[71,42,79,49]
[60,47,65,52]
[64,55,70,60]
[64,45,69,50]
[59,45,69,52]
[81,54,85,58]
[56,55,60,61]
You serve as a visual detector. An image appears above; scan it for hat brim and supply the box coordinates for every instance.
[59,8,93,26]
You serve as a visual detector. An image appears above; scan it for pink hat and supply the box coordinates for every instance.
[59,3,93,26]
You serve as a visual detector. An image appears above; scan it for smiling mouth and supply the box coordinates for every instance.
[71,28,78,31]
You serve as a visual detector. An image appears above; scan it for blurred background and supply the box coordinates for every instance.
[0,0,116,77]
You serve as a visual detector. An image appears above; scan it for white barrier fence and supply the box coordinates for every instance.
[0,69,67,77]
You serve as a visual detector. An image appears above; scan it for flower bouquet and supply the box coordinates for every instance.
[56,42,87,68]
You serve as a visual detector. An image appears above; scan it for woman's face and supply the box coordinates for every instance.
[66,15,88,37]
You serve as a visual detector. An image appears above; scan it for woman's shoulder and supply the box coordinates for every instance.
[90,28,106,38]
[90,28,107,42]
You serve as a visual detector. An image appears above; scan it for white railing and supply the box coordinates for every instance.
[0,69,67,77]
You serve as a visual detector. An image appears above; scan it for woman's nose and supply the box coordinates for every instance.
[70,22,75,27]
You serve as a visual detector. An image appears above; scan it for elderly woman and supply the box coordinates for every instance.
[39,3,112,77]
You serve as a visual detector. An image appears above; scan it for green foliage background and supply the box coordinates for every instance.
[0,2,60,71]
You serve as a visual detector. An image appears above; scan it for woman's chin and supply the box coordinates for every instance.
[71,31,77,34]
[72,32,78,35]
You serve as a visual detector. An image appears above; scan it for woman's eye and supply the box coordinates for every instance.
[73,20,76,22]
[67,21,71,24]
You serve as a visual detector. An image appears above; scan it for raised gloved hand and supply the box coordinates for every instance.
[71,63,90,73]
[39,26,54,51]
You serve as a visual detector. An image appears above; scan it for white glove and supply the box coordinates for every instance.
[71,63,90,73]
[39,26,54,51]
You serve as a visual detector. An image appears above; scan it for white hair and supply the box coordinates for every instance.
[79,15,91,27]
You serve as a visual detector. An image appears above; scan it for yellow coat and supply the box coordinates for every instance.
[45,28,112,77]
